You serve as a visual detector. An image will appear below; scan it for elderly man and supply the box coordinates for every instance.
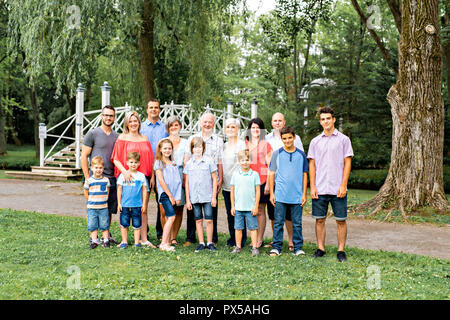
[183,112,224,248]
[81,105,119,246]
[140,99,169,241]
[264,112,304,251]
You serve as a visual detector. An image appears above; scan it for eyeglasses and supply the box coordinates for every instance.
[102,114,115,118]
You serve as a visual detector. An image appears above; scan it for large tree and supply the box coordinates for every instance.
[357,0,449,214]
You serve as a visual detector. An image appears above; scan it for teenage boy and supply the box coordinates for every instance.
[268,126,308,256]
[307,106,353,262]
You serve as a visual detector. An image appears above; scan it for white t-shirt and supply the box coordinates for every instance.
[222,139,246,192]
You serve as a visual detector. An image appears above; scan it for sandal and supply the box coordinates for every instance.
[289,245,294,252]
[263,242,273,248]
[141,240,157,248]
[171,239,178,246]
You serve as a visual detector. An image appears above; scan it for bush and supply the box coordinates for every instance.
[0,144,39,170]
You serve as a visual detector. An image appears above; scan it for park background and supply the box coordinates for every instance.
[0,0,449,300]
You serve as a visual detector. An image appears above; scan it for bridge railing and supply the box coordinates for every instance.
[40,82,256,168]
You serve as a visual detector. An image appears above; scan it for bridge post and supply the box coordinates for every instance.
[251,97,258,119]
[75,83,85,169]
[101,81,111,107]
[227,98,233,119]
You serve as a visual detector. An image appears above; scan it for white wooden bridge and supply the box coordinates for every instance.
[6,82,256,181]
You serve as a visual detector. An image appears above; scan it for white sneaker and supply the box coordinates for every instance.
[269,249,281,256]
[293,249,305,256]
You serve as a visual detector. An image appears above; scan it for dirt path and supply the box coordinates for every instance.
[1,179,449,260]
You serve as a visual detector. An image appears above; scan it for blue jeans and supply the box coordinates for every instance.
[120,207,142,229]
[87,208,110,232]
[159,192,176,218]
[193,202,213,220]
[272,202,303,252]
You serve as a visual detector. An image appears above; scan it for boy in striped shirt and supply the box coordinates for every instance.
[83,156,111,249]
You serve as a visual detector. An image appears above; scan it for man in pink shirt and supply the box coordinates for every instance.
[307,106,353,262]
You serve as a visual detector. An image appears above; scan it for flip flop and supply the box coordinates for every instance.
[288,245,294,252]
[263,242,273,248]
[171,239,178,246]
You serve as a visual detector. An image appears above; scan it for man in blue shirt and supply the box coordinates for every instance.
[140,99,169,240]
[268,126,308,256]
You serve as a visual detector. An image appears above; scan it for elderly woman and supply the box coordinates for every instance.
[222,118,247,248]
[111,110,155,248]
[165,116,188,246]
[245,117,272,249]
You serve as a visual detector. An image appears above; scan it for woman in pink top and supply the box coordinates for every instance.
[111,110,155,247]
[245,118,272,249]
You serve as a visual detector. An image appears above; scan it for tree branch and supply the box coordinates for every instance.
[386,0,402,33]
[350,0,397,73]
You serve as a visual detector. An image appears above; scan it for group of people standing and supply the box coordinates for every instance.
[81,99,353,261]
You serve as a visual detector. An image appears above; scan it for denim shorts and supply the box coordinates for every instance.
[234,211,258,231]
[87,208,110,232]
[159,192,176,218]
[120,207,142,229]
[312,195,347,221]
[193,202,213,221]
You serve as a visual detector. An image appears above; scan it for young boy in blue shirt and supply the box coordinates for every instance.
[117,151,149,249]
[268,126,308,256]
[230,149,261,256]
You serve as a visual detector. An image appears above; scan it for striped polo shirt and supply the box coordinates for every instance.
[84,176,110,209]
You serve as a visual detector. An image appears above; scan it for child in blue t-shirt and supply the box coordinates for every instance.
[268,126,308,256]
[117,151,149,249]
[230,149,260,255]
[154,138,182,252]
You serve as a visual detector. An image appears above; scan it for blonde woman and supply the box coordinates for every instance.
[111,110,155,247]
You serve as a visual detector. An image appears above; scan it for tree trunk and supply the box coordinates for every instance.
[0,98,7,155]
[358,0,449,214]
[139,0,156,102]
[29,85,39,158]
[293,35,298,103]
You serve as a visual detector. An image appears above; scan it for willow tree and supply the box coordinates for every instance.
[357,0,449,215]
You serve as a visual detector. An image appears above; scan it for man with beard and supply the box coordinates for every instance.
[81,105,120,245]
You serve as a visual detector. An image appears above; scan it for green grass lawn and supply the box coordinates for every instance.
[0,209,448,300]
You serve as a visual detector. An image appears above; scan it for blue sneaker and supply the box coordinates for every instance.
[119,243,128,249]
[207,243,217,251]
[134,243,142,248]
[195,243,205,252]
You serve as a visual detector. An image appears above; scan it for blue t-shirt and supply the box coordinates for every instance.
[117,171,149,208]
[153,160,182,202]
[269,147,308,204]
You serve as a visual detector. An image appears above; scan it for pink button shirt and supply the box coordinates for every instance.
[307,129,353,195]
